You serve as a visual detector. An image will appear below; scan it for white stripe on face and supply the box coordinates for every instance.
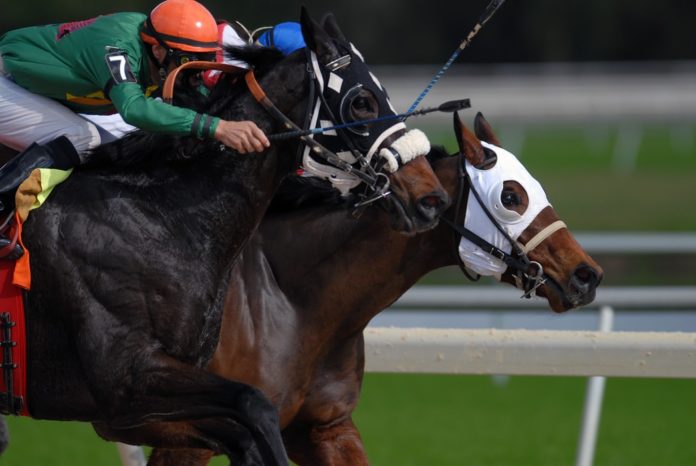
[369,72,383,91]
[337,150,357,163]
[328,72,343,93]
[320,120,338,136]
[350,43,365,62]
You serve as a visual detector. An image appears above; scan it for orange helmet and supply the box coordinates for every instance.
[141,0,219,53]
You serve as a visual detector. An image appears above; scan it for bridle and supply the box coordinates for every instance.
[297,47,438,213]
[163,51,404,206]
[299,49,394,207]
[441,151,566,299]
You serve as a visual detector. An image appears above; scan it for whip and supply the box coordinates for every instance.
[268,98,470,141]
[406,0,507,113]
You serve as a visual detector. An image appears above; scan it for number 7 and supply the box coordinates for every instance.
[108,55,127,81]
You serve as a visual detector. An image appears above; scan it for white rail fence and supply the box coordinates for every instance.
[364,321,696,378]
[377,61,696,124]
[118,232,696,466]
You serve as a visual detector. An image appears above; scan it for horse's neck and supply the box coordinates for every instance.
[260,204,455,336]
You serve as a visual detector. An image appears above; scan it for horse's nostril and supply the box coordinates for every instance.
[422,196,442,208]
[418,193,449,220]
[571,264,600,294]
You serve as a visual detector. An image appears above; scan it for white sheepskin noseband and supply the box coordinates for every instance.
[378,129,431,173]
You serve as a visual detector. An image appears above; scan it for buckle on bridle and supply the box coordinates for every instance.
[491,249,506,261]
[353,173,391,209]
[326,55,351,71]
[518,260,547,299]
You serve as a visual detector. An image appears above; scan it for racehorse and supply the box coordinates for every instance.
[0,10,449,466]
[118,112,603,465]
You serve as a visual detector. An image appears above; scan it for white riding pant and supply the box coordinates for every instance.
[0,55,103,157]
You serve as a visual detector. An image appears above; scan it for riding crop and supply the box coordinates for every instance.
[406,0,507,113]
[267,98,471,141]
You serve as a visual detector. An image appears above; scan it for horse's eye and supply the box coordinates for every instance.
[352,96,374,113]
[350,90,378,120]
[501,190,521,207]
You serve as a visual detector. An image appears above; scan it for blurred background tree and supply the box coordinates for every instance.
[2,0,695,64]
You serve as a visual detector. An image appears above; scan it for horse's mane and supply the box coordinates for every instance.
[427,145,452,163]
[267,175,352,213]
[80,45,285,170]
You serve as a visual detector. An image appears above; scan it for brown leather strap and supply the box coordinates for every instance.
[162,61,246,103]
[244,70,268,104]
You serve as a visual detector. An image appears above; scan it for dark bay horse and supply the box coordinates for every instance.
[0,10,449,466]
[129,112,602,465]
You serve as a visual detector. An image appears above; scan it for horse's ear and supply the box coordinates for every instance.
[454,112,487,169]
[321,13,347,42]
[473,112,501,146]
[300,7,339,62]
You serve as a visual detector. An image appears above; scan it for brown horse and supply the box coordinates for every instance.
[0,10,450,466]
[113,112,601,465]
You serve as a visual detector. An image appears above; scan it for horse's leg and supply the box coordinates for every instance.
[280,335,370,466]
[86,348,288,466]
[95,423,218,466]
[97,421,250,466]
[283,417,369,466]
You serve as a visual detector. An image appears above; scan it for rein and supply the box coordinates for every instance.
[162,60,380,187]
[267,99,471,141]
[162,61,246,104]
[442,152,566,299]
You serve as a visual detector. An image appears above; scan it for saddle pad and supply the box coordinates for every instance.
[12,168,73,289]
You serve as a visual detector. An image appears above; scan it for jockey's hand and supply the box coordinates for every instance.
[214,120,270,154]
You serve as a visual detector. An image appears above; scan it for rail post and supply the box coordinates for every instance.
[575,305,614,466]
[116,442,147,466]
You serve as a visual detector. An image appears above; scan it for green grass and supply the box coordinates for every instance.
[3,375,696,465]
[1,417,121,466]
[355,375,696,466]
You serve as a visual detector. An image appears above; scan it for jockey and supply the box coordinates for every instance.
[78,21,308,147]
[0,0,270,220]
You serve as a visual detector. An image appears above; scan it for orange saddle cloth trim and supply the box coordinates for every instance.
[12,211,31,290]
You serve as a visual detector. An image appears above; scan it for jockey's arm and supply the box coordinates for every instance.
[108,81,268,153]
[108,81,217,137]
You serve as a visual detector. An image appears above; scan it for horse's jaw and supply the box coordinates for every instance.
[499,272,600,313]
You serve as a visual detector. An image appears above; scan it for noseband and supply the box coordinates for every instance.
[441,153,566,298]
